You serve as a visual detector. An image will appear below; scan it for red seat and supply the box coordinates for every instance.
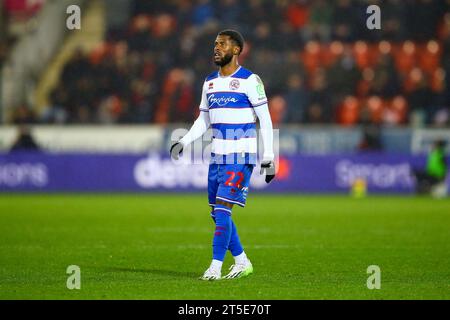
[418,41,441,75]
[366,96,385,124]
[383,96,408,125]
[337,96,360,126]
[302,41,322,74]
[353,41,371,69]
[393,41,417,75]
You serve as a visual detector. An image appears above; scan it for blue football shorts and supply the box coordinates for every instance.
[208,163,255,209]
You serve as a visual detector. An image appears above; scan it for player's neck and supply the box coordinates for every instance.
[219,61,240,77]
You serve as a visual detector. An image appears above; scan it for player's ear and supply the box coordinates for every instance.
[233,46,240,56]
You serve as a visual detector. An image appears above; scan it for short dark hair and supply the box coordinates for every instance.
[218,29,244,55]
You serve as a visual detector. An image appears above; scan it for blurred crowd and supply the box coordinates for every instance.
[11,0,450,127]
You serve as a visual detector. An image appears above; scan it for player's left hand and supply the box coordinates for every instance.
[260,161,276,183]
[170,142,183,160]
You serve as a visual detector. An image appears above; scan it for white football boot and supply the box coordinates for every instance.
[223,259,253,279]
[199,267,222,281]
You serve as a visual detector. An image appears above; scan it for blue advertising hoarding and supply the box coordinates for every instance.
[1,152,442,194]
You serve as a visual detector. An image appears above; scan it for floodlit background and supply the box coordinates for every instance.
[0,0,449,300]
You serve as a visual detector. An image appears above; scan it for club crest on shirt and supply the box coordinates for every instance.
[229,79,240,90]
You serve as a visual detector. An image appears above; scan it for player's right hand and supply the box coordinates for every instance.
[170,142,183,160]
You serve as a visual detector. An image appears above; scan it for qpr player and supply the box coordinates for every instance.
[170,29,275,280]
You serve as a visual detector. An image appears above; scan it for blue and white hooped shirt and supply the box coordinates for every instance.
[199,66,268,162]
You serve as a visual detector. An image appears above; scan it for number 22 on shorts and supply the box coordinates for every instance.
[225,171,244,188]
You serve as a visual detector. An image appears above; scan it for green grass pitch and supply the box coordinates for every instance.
[0,194,449,300]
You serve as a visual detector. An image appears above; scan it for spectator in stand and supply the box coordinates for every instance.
[309,67,333,123]
[268,95,288,125]
[128,15,152,53]
[252,22,273,50]
[11,105,37,124]
[10,126,41,152]
[306,0,333,42]
[370,53,401,98]
[284,73,310,123]
[331,0,357,42]
[217,0,242,26]
[285,0,309,29]
[381,0,408,41]
[358,107,382,151]
[406,0,444,42]
[192,0,215,27]
[407,69,434,124]
[326,47,361,106]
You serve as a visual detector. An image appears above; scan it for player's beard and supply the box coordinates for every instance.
[214,53,233,67]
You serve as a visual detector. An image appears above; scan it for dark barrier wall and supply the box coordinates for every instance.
[1,152,444,194]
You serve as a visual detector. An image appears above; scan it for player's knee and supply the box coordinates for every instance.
[216,199,233,209]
